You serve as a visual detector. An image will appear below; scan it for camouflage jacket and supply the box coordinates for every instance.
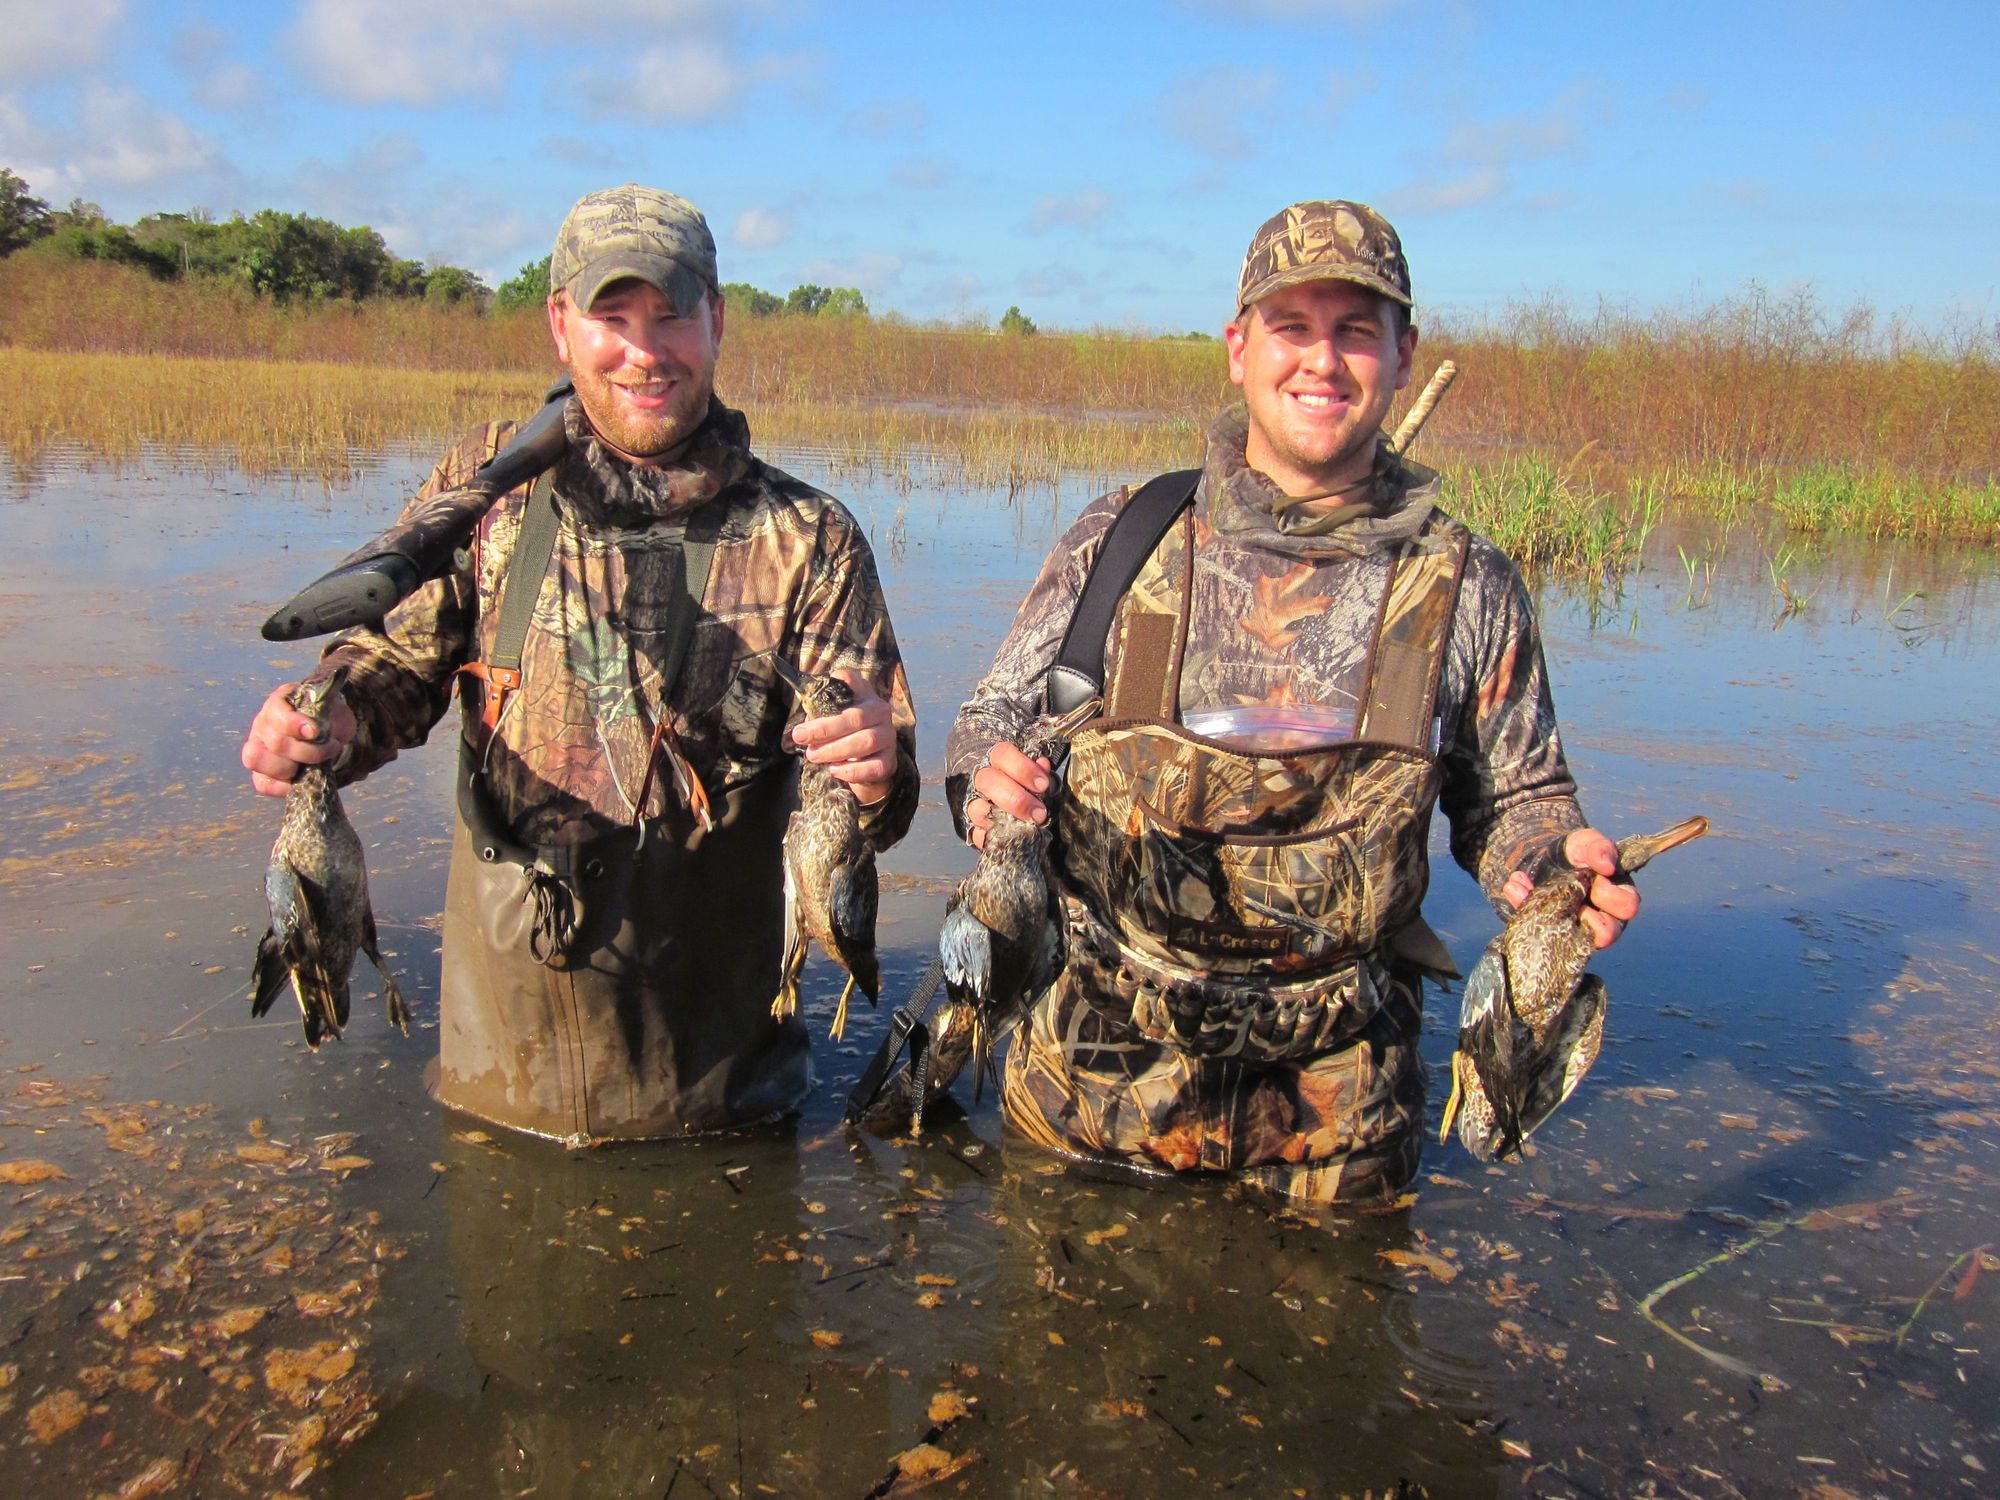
[947,406,1583,907]
[319,398,919,851]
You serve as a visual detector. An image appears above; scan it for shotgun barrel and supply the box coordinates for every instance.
[259,382,573,642]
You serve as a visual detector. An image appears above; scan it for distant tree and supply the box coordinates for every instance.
[0,168,50,255]
[495,256,551,310]
[785,283,831,317]
[27,210,177,278]
[999,304,1037,337]
[52,197,109,228]
[421,264,489,307]
[721,280,782,317]
[823,286,868,318]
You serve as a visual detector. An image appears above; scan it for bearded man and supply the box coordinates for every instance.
[242,184,918,1142]
[946,201,1638,1202]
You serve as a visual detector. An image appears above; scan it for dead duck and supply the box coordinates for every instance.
[770,659,879,1041]
[937,700,1099,1102]
[251,667,411,1047]
[1442,816,1709,1160]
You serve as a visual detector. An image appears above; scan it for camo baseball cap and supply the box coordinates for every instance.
[1235,200,1412,314]
[549,184,719,314]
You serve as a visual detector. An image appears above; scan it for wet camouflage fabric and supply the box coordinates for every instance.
[1048,510,1464,1066]
[1002,966,1426,1204]
[947,408,1584,1200]
[317,396,919,853]
[549,183,718,314]
[1236,199,1412,313]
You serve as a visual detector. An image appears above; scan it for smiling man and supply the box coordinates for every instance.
[942,200,1637,1202]
[242,185,918,1142]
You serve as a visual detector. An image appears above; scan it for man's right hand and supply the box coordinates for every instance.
[241,682,355,798]
[963,740,1053,851]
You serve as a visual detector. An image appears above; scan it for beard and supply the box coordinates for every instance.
[568,361,716,461]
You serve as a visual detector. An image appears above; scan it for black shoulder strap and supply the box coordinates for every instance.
[1047,468,1199,714]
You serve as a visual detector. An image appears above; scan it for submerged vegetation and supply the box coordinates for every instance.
[2,253,1995,563]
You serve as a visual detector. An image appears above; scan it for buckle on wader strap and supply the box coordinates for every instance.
[458,661,522,751]
[457,467,580,964]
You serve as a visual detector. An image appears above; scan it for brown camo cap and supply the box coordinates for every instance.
[1235,200,1411,315]
[549,184,719,314]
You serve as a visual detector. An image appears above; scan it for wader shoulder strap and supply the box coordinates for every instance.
[660,503,722,697]
[1355,514,1472,751]
[491,471,562,678]
[456,471,562,744]
[459,488,725,870]
[1047,469,1200,715]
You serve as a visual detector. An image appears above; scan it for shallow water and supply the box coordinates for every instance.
[2,445,1997,1497]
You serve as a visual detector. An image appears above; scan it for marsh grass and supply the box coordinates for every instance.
[1443,456,1661,577]
[3,255,1994,543]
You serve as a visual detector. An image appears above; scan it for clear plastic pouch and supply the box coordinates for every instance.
[1179,705,1353,753]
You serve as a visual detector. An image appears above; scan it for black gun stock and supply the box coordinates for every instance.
[260,382,573,642]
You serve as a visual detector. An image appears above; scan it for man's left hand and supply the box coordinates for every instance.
[792,668,898,806]
[1501,828,1639,950]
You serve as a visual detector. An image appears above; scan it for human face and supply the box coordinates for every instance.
[1224,279,1417,498]
[547,278,726,462]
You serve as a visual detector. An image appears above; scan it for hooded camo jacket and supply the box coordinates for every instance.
[946,407,1582,910]
[317,399,919,852]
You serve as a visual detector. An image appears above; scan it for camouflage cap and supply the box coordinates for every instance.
[549,184,719,314]
[1235,200,1412,315]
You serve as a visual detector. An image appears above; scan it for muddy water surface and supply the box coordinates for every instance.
[2,446,1997,1498]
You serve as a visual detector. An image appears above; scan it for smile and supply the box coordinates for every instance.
[612,380,678,409]
[1287,391,1347,412]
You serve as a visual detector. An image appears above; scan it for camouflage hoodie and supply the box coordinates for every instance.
[318,397,919,852]
[947,404,1582,908]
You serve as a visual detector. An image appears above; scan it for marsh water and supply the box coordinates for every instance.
[2,442,1996,1499]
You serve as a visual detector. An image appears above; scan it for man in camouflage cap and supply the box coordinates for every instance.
[243,184,919,1141]
[939,199,1641,1203]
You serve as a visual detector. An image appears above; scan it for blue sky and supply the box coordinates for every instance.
[2,0,1993,334]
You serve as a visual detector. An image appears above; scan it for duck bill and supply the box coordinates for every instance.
[1616,815,1710,874]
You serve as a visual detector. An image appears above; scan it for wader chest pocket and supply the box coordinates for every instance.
[1118,794,1370,969]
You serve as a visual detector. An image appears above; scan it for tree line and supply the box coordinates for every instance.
[3,169,1043,331]
[1,168,490,305]
[495,254,875,324]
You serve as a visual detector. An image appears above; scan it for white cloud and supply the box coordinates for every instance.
[288,0,505,105]
[287,0,719,106]
[197,62,266,112]
[0,0,125,83]
[625,40,744,118]
[1381,165,1506,216]
[732,207,791,249]
[0,86,227,200]
[171,22,267,111]
[1385,83,1600,217]
[1025,187,1112,234]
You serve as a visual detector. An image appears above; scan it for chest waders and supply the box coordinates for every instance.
[1050,477,1469,1063]
[436,474,808,1143]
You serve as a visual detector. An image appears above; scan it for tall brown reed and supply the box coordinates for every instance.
[4,256,1993,540]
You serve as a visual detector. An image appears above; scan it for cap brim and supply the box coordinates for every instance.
[564,254,711,316]
[1238,264,1412,315]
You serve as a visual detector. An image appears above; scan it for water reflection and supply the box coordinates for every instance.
[1,448,1996,1497]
